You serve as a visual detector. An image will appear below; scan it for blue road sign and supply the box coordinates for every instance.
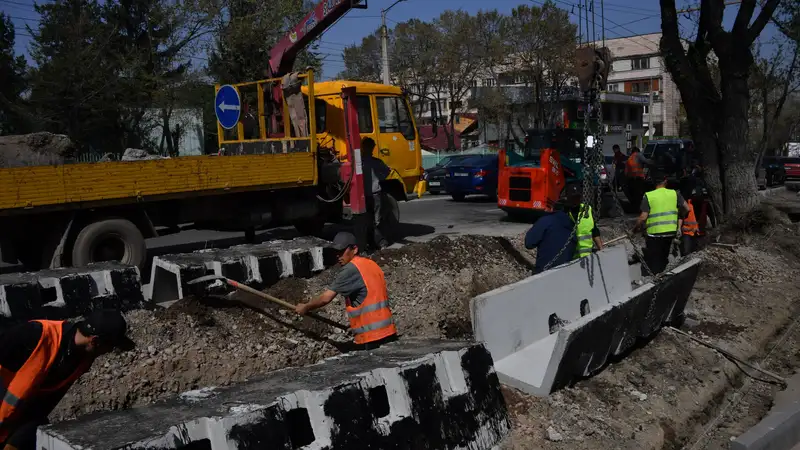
[215,85,241,130]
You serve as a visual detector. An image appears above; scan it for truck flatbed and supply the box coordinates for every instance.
[0,152,316,216]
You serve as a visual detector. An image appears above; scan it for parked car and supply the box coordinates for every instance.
[424,155,472,194]
[784,157,800,182]
[762,156,786,187]
[443,154,499,201]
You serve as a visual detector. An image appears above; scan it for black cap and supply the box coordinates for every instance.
[78,309,135,351]
[650,169,667,181]
[332,232,358,251]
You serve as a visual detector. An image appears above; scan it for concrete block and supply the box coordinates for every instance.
[0,263,147,323]
[471,246,701,396]
[37,339,510,450]
[470,246,632,362]
[148,237,336,303]
[732,373,800,450]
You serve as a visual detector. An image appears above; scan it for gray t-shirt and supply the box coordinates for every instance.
[329,262,368,307]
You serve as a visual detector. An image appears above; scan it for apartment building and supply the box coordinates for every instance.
[599,32,682,137]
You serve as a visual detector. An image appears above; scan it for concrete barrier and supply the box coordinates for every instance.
[0,263,147,324]
[470,247,701,396]
[731,373,800,450]
[148,237,337,303]
[38,339,510,450]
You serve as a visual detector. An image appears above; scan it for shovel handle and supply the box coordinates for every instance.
[225,279,349,331]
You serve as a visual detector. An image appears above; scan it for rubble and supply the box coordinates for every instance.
[53,234,531,421]
[0,132,75,168]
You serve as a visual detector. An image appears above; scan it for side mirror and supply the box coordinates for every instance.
[430,101,439,137]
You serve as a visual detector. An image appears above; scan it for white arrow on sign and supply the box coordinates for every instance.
[218,101,240,113]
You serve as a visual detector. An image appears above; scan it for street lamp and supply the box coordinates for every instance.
[381,0,406,85]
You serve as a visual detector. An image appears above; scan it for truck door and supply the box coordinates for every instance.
[374,95,419,187]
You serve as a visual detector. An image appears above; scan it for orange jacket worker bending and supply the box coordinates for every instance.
[295,232,398,350]
[0,310,135,450]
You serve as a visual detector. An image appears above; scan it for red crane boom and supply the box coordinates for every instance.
[268,0,367,78]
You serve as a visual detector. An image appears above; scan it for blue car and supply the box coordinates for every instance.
[443,154,499,201]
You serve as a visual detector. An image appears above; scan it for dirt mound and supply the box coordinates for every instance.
[0,132,76,168]
[54,235,531,421]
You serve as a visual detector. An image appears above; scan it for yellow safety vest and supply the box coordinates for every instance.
[645,188,679,235]
[570,203,594,259]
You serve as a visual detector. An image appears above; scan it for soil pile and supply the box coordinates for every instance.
[54,234,531,421]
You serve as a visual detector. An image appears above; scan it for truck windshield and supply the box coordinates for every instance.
[511,130,585,167]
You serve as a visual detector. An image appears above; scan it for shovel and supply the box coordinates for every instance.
[187,274,349,331]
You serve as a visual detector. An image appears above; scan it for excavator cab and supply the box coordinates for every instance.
[498,129,588,219]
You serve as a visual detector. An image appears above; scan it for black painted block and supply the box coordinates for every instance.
[38,340,510,450]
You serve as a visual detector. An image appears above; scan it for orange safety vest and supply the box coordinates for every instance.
[682,200,699,236]
[347,257,397,345]
[0,321,92,441]
[625,153,645,178]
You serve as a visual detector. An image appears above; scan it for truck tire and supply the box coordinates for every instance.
[71,218,146,268]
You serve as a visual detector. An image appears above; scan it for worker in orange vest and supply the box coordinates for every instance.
[0,310,135,449]
[295,231,398,350]
[624,146,654,211]
[679,198,701,256]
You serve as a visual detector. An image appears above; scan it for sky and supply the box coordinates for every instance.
[1,0,780,79]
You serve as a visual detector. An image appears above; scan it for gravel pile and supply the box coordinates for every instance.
[54,234,531,421]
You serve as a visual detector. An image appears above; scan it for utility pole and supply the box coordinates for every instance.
[381,0,406,85]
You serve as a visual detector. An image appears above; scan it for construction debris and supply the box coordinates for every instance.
[0,132,76,168]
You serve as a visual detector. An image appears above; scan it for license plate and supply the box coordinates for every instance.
[455,172,469,177]
[429,181,440,186]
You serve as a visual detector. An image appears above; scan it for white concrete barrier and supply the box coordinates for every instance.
[470,247,701,396]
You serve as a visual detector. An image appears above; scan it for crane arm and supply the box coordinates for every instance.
[269,0,366,77]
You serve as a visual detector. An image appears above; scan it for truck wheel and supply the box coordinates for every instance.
[71,218,146,268]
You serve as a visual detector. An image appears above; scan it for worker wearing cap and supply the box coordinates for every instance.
[0,309,135,449]
[632,170,690,275]
[564,184,604,259]
[295,232,397,350]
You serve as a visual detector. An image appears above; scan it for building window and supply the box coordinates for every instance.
[470,79,478,88]
[608,84,619,92]
[484,78,497,87]
[631,82,651,93]
[632,57,650,70]
[643,105,649,114]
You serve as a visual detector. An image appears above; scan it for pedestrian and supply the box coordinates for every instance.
[679,197,701,256]
[624,146,654,211]
[612,144,627,191]
[295,231,397,350]
[0,310,135,449]
[632,170,690,275]
[563,184,604,259]
[361,137,391,250]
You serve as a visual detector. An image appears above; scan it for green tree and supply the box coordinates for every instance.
[338,30,383,82]
[659,0,781,217]
[28,0,122,151]
[0,12,29,134]
[206,0,321,83]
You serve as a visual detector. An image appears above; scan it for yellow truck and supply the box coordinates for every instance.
[0,70,424,270]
